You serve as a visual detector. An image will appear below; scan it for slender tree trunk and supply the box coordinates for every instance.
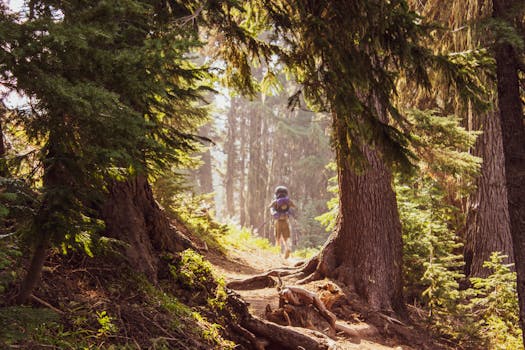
[16,131,63,304]
[102,175,195,282]
[15,238,49,304]
[246,105,265,230]
[224,100,238,218]
[0,103,8,177]
[493,0,525,342]
[260,103,271,238]
[465,110,513,277]
[308,114,405,315]
[197,123,214,194]
[239,107,247,226]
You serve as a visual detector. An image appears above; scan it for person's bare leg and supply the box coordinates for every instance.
[282,237,290,258]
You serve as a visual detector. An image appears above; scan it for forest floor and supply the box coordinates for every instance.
[206,244,447,350]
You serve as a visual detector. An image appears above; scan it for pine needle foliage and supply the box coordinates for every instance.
[465,253,522,349]
[397,108,480,305]
[0,0,215,247]
[255,0,486,170]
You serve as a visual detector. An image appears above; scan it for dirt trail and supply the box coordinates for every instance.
[207,247,419,350]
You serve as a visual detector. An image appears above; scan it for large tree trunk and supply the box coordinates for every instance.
[465,110,513,277]
[308,115,405,315]
[493,0,525,343]
[102,175,195,282]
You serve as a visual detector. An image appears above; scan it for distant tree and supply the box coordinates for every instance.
[238,102,248,226]
[223,98,239,218]
[246,98,267,230]
[196,123,214,195]
[219,76,334,246]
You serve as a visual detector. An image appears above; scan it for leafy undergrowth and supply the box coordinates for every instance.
[2,208,520,350]
[0,236,241,350]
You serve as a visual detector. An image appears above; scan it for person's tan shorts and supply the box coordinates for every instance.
[274,218,290,241]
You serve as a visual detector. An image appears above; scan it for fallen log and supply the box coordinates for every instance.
[243,316,337,350]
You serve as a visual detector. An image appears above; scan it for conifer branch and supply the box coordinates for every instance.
[176,4,205,27]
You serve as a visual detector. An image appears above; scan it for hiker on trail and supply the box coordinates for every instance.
[269,186,296,258]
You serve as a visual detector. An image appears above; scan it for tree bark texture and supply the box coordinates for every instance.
[102,175,195,282]
[465,110,513,277]
[493,0,525,342]
[313,116,405,315]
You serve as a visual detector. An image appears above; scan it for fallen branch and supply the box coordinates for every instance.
[30,294,64,315]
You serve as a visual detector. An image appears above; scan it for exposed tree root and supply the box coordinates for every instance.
[243,315,337,350]
[265,282,380,342]
[226,255,432,349]
[227,273,278,290]
[226,265,308,290]
[227,256,323,292]
[229,323,269,350]
[278,285,337,335]
[296,270,324,284]
[227,290,336,350]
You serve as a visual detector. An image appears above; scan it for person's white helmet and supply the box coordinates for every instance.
[275,186,288,198]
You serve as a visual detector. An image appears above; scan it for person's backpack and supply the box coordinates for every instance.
[275,197,291,214]
[272,185,292,219]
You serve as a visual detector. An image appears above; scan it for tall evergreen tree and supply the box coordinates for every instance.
[0,0,231,303]
[260,0,483,314]
[491,0,525,341]
[407,0,513,278]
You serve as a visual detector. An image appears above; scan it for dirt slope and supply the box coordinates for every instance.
[206,246,442,350]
